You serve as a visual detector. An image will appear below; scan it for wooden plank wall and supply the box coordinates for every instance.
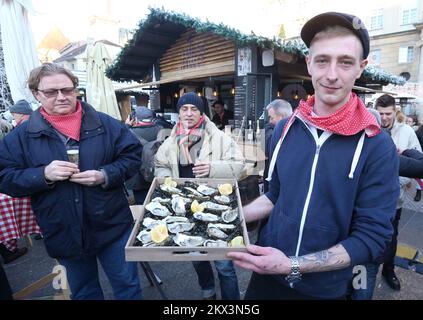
[160,29,235,80]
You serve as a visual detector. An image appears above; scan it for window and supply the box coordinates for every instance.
[369,49,381,65]
[402,8,418,25]
[370,9,383,30]
[399,46,414,63]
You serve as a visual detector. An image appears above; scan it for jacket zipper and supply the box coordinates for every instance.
[294,142,321,257]
[293,123,332,258]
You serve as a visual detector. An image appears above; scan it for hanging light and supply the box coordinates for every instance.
[174,92,178,98]
[231,86,235,95]
[213,87,218,97]
[294,90,299,100]
[277,90,281,97]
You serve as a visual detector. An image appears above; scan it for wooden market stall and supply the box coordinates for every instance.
[106,8,406,195]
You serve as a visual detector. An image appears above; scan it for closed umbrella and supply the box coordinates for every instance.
[0,0,39,107]
[86,41,121,120]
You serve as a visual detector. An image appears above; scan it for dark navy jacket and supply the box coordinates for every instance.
[399,149,423,178]
[262,117,399,299]
[0,102,142,259]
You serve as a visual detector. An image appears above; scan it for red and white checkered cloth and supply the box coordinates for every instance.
[0,193,41,251]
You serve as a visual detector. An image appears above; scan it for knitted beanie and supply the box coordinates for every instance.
[176,92,204,114]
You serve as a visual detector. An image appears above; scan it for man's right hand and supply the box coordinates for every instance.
[44,160,79,182]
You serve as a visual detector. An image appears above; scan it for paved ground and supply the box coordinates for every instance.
[3,183,423,300]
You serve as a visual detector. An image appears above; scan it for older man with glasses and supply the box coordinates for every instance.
[0,63,143,300]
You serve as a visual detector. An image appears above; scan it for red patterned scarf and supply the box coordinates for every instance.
[176,116,205,165]
[40,101,83,141]
[298,93,380,137]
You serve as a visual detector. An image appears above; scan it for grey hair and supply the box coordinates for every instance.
[266,99,293,117]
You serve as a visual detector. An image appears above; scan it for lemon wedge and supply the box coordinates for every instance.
[229,236,244,247]
[190,200,205,213]
[218,183,233,195]
[150,224,169,244]
[164,177,177,188]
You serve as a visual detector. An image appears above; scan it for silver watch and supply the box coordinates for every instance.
[285,256,302,287]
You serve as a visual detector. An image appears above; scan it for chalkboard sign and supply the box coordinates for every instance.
[234,76,247,129]
[149,89,160,111]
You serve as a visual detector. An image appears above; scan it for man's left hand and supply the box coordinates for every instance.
[227,244,291,275]
[69,170,105,186]
[193,162,210,178]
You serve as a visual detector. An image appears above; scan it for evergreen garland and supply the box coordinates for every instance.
[107,7,405,86]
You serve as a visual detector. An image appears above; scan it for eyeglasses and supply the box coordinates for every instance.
[37,87,76,98]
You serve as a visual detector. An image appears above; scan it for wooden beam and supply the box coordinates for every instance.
[274,49,298,64]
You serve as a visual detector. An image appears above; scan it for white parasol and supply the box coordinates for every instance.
[86,41,121,120]
[0,0,39,107]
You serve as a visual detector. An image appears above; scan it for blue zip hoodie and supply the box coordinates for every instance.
[260,116,399,299]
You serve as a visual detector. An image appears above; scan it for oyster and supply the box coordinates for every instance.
[151,197,171,204]
[204,239,228,247]
[221,209,238,223]
[171,196,186,216]
[136,229,152,244]
[193,212,220,222]
[184,187,210,201]
[208,223,236,230]
[207,226,228,239]
[213,195,231,205]
[163,216,189,224]
[142,217,164,229]
[167,222,195,234]
[201,201,230,213]
[145,202,171,217]
[171,194,192,204]
[160,184,182,195]
[197,184,218,196]
[173,233,204,246]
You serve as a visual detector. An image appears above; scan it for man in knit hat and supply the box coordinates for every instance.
[9,99,33,126]
[155,91,246,300]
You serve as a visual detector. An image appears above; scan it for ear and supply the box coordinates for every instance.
[32,90,40,101]
[356,58,368,79]
[305,55,312,76]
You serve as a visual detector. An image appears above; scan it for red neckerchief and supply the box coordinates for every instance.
[298,93,380,137]
[40,101,82,141]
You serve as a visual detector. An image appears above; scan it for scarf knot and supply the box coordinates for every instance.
[40,101,83,141]
[298,93,380,137]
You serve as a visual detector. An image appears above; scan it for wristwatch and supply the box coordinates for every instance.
[285,256,302,288]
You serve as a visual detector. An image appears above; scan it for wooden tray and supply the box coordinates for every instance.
[125,177,249,261]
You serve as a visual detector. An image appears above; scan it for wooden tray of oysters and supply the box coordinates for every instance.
[125,177,249,261]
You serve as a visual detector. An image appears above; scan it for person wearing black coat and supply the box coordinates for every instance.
[399,149,423,178]
[0,63,143,300]
[125,106,171,204]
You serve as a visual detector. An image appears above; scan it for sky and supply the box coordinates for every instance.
[28,0,406,45]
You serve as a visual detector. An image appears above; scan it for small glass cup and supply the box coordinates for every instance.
[66,147,79,166]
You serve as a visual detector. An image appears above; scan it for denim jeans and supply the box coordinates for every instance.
[350,263,379,300]
[192,260,240,299]
[59,227,142,300]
